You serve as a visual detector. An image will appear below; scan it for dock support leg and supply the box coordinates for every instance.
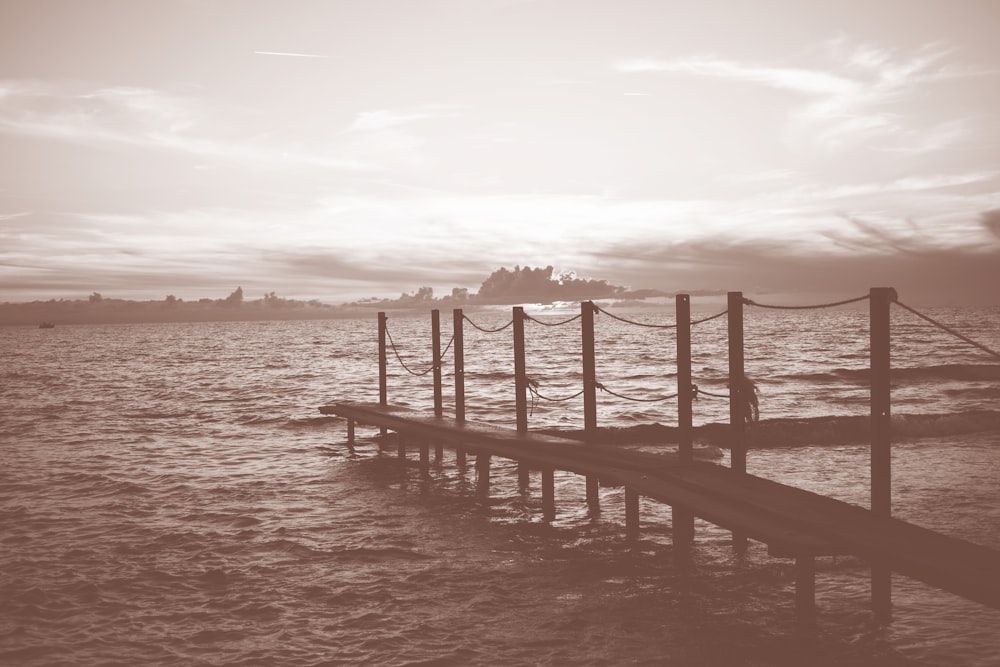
[456,446,466,469]
[476,453,491,502]
[872,566,892,624]
[435,443,443,463]
[586,476,600,514]
[419,441,430,478]
[518,462,530,492]
[397,435,406,462]
[796,555,816,623]
[542,468,555,521]
[347,418,355,445]
[625,488,640,542]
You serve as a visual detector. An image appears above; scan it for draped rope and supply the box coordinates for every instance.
[524,312,582,327]
[743,294,870,310]
[384,326,455,377]
[596,381,678,402]
[893,299,1000,360]
[593,304,677,329]
[691,309,729,325]
[462,314,514,333]
[525,378,585,403]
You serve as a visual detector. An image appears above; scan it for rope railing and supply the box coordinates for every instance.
[595,381,677,403]
[593,304,676,329]
[743,294,870,310]
[384,325,455,377]
[892,299,1000,360]
[462,314,514,333]
[693,385,729,400]
[691,309,729,326]
[525,378,585,403]
[524,312,582,327]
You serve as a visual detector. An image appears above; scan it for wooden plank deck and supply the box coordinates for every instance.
[319,401,1000,611]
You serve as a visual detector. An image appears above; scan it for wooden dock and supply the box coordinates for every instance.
[320,288,1000,623]
[320,401,1000,619]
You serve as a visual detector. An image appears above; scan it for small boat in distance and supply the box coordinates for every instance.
[38,322,55,329]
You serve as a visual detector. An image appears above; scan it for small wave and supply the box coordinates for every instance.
[784,363,1000,384]
[280,416,343,430]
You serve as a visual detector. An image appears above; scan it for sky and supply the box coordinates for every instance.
[1,0,998,305]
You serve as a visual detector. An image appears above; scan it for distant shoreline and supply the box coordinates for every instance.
[0,296,683,326]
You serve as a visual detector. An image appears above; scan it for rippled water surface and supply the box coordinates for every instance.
[2,305,999,666]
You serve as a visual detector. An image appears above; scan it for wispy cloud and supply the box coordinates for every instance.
[0,81,372,171]
[253,50,330,59]
[615,40,977,151]
[345,106,466,133]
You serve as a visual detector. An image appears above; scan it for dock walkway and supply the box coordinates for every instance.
[320,401,1000,617]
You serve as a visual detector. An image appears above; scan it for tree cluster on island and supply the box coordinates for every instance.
[1,265,674,325]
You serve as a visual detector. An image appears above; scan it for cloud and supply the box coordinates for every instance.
[253,50,330,59]
[590,234,1000,305]
[345,106,466,133]
[982,209,1000,240]
[615,40,977,152]
[615,57,857,95]
[0,80,372,171]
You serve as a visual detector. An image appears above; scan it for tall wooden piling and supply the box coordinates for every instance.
[419,440,430,477]
[677,295,693,463]
[581,301,600,512]
[542,468,556,521]
[727,292,748,554]
[378,312,388,436]
[513,307,531,489]
[476,453,491,502]
[673,294,695,550]
[582,301,598,433]
[432,309,443,417]
[870,286,895,622]
[796,555,816,622]
[431,310,444,461]
[727,292,746,474]
[513,306,528,433]
[453,308,466,468]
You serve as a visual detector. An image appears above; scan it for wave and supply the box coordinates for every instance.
[547,410,1000,448]
[785,363,1000,384]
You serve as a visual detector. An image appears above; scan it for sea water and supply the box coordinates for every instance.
[1,303,999,666]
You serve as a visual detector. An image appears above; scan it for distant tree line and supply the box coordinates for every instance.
[0,266,673,325]
[351,265,668,309]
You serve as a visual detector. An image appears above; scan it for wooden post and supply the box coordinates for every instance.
[513,306,528,433]
[453,308,466,468]
[625,488,640,542]
[542,468,555,521]
[378,312,388,437]
[673,294,696,550]
[476,453,491,502]
[677,295,693,462]
[581,301,600,512]
[347,418,355,445]
[728,291,747,554]
[432,309,443,417]
[796,555,816,622]
[431,309,443,461]
[419,440,430,477]
[870,286,895,622]
[397,434,405,462]
[513,307,530,489]
[582,301,598,434]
